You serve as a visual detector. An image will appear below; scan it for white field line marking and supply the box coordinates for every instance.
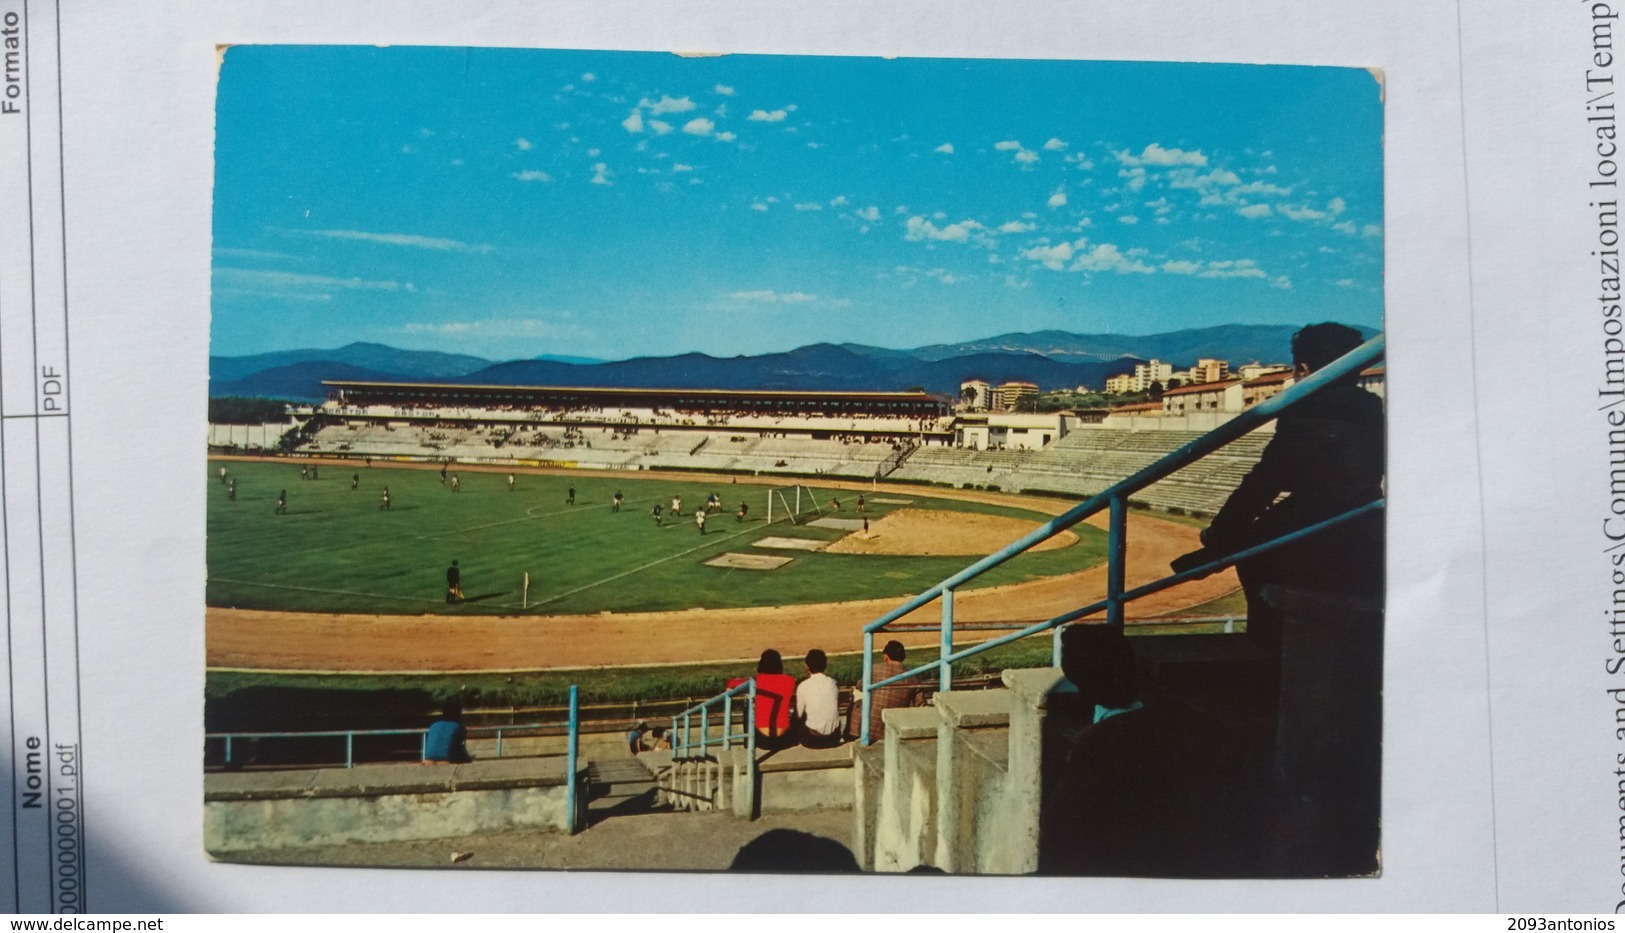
[530,523,762,608]
[209,577,444,607]
[414,503,593,541]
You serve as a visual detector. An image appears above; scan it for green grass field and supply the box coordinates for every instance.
[206,460,1109,616]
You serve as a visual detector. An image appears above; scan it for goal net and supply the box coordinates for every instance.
[765,484,825,526]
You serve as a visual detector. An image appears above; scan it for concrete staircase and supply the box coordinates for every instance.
[586,756,664,819]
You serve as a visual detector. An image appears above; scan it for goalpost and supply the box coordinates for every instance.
[765,483,825,526]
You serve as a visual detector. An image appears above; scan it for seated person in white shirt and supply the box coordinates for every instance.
[793,648,843,749]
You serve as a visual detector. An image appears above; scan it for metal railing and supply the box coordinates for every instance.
[669,677,757,760]
[858,335,1385,745]
[206,686,583,829]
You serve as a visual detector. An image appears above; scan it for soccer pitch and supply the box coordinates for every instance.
[205,460,1108,616]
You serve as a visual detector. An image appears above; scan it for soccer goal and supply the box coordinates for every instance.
[766,484,825,526]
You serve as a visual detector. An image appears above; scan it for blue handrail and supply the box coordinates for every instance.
[207,692,582,771]
[858,335,1385,745]
[669,677,757,760]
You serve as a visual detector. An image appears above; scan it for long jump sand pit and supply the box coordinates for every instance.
[826,508,1078,557]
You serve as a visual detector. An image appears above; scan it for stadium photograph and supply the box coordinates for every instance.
[204,45,1385,877]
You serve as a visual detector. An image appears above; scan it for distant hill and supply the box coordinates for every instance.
[208,323,1380,401]
[910,323,1379,368]
[210,362,402,401]
[209,342,492,385]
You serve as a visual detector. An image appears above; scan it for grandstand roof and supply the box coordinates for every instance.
[322,380,949,407]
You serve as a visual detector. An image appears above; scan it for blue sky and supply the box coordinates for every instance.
[211,46,1383,361]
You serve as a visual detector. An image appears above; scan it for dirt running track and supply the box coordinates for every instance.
[206,459,1238,673]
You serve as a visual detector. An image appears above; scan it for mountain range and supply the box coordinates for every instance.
[209,324,1379,402]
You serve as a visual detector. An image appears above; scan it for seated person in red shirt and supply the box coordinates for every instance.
[728,649,798,749]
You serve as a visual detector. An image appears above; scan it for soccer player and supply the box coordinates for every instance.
[696,507,707,535]
[351,472,359,491]
[450,475,461,493]
[566,486,576,506]
[380,487,392,510]
[652,503,664,526]
[612,490,623,512]
[227,478,236,501]
[275,490,287,514]
[508,473,516,492]
[736,502,749,523]
[446,560,463,604]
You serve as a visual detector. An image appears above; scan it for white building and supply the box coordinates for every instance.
[954,412,1069,450]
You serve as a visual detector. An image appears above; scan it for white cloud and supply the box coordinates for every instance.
[1271,276,1293,290]
[715,131,737,142]
[581,72,596,82]
[830,195,849,207]
[1328,197,1347,216]
[904,216,982,242]
[1233,180,1292,197]
[1362,224,1382,237]
[751,202,769,212]
[1146,197,1172,216]
[934,142,955,154]
[1022,242,1074,270]
[1336,278,1357,288]
[1043,137,1067,151]
[1198,259,1267,279]
[1237,203,1272,219]
[1161,260,1202,275]
[1333,220,1357,235]
[727,289,823,304]
[1118,215,1139,224]
[1119,167,1147,192]
[641,95,697,115]
[683,118,715,136]
[1015,149,1039,165]
[587,148,600,158]
[291,229,493,253]
[1117,143,1207,167]
[673,163,694,173]
[748,109,789,122]
[1279,204,1327,221]
[794,202,823,211]
[715,104,728,118]
[214,268,404,293]
[715,83,735,96]
[649,119,673,135]
[1066,152,1096,170]
[590,163,612,186]
[856,206,881,222]
[998,221,1036,234]
[515,138,533,151]
[1070,243,1154,274]
[511,170,552,183]
[994,140,1023,151]
[1047,190,1068,209]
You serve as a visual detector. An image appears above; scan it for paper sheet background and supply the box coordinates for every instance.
[49,0,1587,911]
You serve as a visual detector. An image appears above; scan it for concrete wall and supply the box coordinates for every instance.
[204,758,583,854]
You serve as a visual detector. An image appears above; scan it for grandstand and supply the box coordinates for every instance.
[228,378,1317,514]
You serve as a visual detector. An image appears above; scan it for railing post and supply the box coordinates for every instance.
[941,588,955,692]
[1107,494,1128,628]
[345,732,354,769]
[860,629,875,746]
[495,728,504,759]
[724,694,734,750]
[567,685,580,834]
[1052,622,1065,668]
[702,699,711,753]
